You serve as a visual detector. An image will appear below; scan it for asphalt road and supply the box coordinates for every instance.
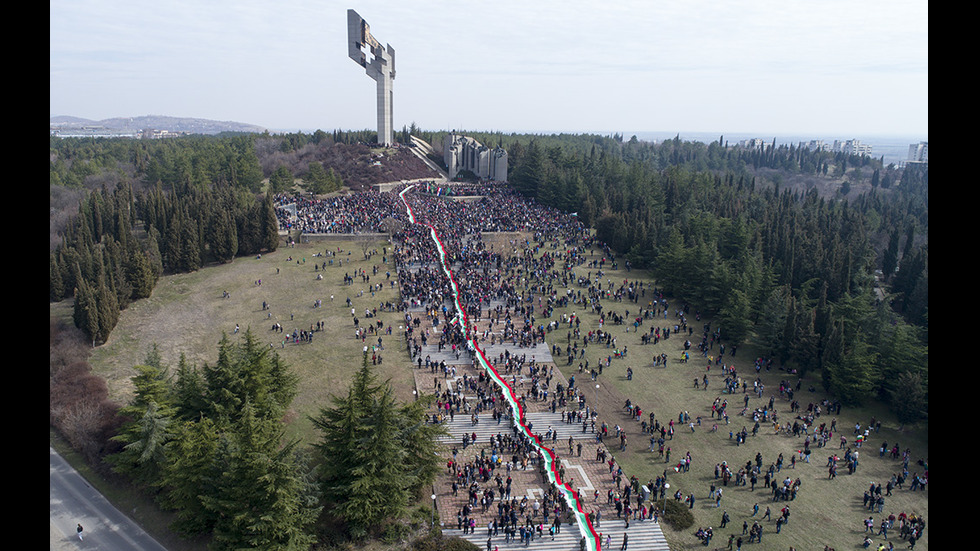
[50,446,169,551]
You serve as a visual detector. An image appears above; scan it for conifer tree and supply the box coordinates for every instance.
[163,214,182,273]
[50,253,64,301]
[889,371,927,427]
[126,245,156,299]
[881,229,900,281]
[311,357,381,508]
[72,278,99,346]
[203,401,319,551]
[260,192,280,252]
[109,400,172,489]
[338,384,410,537]
[306,161,328,194]
[179,208,202,272]
[145,227,164,280]
[759,285,791,357]
[269,164,294,194]
[718,286,752,346]
[161,416,223,536]
[171,354,209,422]
[395,394,446,497]
[826,327,878,404]
[310,356,442,537]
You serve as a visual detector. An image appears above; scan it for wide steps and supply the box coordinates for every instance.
[437,412,595,445]
[445,518,670,550]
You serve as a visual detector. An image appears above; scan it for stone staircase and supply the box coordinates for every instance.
[437,411,600,446]
[446,517,670,550]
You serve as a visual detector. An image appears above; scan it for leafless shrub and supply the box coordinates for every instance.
[50,318,92,375]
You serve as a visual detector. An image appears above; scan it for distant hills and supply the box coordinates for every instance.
[50,115,267,136]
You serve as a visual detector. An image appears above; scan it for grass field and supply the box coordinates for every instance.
[52,230,929,550]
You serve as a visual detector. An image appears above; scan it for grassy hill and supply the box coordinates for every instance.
[52,228,929,550]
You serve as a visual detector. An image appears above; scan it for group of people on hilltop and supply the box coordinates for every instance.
[274,191,406,234]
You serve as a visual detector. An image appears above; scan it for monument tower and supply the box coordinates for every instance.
[347,9,395,146]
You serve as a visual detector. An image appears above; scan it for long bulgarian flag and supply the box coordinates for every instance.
[399,185,601,550]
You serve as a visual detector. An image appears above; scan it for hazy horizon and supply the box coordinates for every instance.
[51,1,927,140]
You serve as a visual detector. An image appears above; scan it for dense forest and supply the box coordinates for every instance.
[49,134,279,345]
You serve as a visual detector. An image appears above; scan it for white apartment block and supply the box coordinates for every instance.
[907,141,928,163]
[833,139,872,157]
[737,138,768,149]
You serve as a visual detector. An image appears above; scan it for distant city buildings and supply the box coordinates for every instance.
[907,141,928,164]
[443,132,508,182]
[740,137,874,157]
[737,138,770,149]
[833,139,872,157]
[804,139,828,152]
[48,125,186,139]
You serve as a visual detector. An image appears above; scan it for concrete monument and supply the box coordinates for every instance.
[347,9,396,146]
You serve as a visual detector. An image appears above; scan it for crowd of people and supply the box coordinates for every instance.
[275,181,927,549]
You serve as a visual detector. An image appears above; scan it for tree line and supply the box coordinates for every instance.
[50,135,279,345]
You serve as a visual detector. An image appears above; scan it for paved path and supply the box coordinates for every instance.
[50,447,169,551]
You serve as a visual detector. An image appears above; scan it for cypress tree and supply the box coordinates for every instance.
[163,214,182,273]
[881,229,900,281]
[72,278,99,346]
[260,192,279,252]
[95,271,119,344]
[142,226,163,281]
[126,245,156,299]
[179,208,201,272]
[50,253,64,301]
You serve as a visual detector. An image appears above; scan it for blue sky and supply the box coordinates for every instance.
[50,0,928,139]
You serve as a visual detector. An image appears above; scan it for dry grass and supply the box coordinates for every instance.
[78,237,413,445]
